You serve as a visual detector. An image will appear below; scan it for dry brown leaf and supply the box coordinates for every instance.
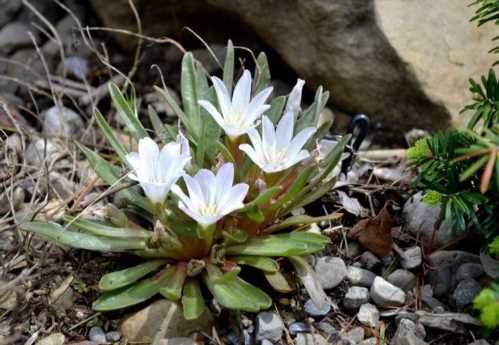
[348,203,394,257]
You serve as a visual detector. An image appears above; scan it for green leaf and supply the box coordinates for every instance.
[181,53,201,137]
[226,232,329,257]
[204,264,271,312]
[108,83,148,141]
[490,236,499,255]
[459,155,489,181]
[154,86,195,136]
[182,278,207,320]
[64,216,151,238]
[99,260,167,291]
[21,222,146,252]
[267,166,315,214]
[296,87,329,131]
[263,213,341,234]
[77,143,153,214]
[147,106,170,144]
[214,266,241,284]
[94,109,129,164]
[222,228,249,244]
[93,266,175,311]
[253,52,271,94]
[289,256,330,311]
[264,271,294,293]
[231,256,279,272]
[159,263,187,301]
[266,96,286,124]
[223,40,235,93]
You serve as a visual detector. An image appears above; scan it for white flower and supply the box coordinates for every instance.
[126,135,191,204]
[284,79,305,119]
[239,111,316,173]
[172,163,249,227]
[198,70,273,138]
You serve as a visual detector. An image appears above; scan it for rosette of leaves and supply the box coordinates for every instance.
[20,42,348,320]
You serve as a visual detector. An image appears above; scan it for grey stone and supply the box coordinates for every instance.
[415,311,480,333]
[119,300,213,343]
[393,319,426,345]
[35,333,65,345]
[288,322,311,335]
[347,266,376,287]
[452,278,481,308]
[0,22,34,54]
[420,285,445,311]
[342,327,365,344]
[359,338,378,345]
[105,331,121,342]
[456,263,484,282]
[387,269,417,291]
[304,299,331,317]
[88,326,106,343]
[357,303,379,328]
[315,256,347,289]
[401,247,422,270]
[370,277,406,307]
[360,251,381,270]
[42,106,84,138]
[428,267,452,297]
[315,321,338,336]
[260,340,273,345]
[427,250,480,268]
[25,138,61,166]
[402,192,454,247]
[48,172,76,200]
[0,186,25,214]
[344,286,369,309]
[256,312,284,342]
[0,0,22,28]
[294,333,329,345]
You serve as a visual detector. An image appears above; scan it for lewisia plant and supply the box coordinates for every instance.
[20,42,350,320]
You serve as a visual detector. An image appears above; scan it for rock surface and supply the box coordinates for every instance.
[387,269,417,291]
[344,286,370,309]
[36,333,65,345]
[256,312,284,342]
[347,266,376,287]
[370,277,406,307]
[294,333,329,345]
[90,0,497,134]
[119,300,213,343]
[357,303,379,328]
[315,256,347,289]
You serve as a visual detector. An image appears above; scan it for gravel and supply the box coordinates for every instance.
[387,269,417,291]
[347,266,376,287]
[370,277,406,307]
[256,311,284,342]
[452,278,481,308]
[315,256,348,289]
[344,286,370,309]
[357,303,379,328]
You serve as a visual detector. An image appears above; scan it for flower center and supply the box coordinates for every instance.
[264,146,289,167]
[226,108,247,129]
[199,203,217,216]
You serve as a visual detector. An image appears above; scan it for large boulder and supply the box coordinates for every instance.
[90,0,497,134]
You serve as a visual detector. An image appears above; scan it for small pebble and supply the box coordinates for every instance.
[357,303,379,328]
[88,326,106,343]
[344,286,370,309]
[401,246,422,270]
[289,322,312,335]
[360,251,381,270]
[347,266,376,287]
[304,299,331,317]
[106,331,121,342]
[455,263,484,282]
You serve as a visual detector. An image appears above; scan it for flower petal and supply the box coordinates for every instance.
[138,137,160,180]
[183,174,205,209]
[232,70,252,110]
[275,111,294,149]
[194,169,217,205]
[288,127,316,157]
[126,152,141,175]
[199,100,227,132]
[262,115,276,149]
[239,144,263,168]
[215,163,234,204]
[211,76,232,116]
[218,183,249,216]
[248,86,273,116]
[284,79,305,118]
[140,181,169,204]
